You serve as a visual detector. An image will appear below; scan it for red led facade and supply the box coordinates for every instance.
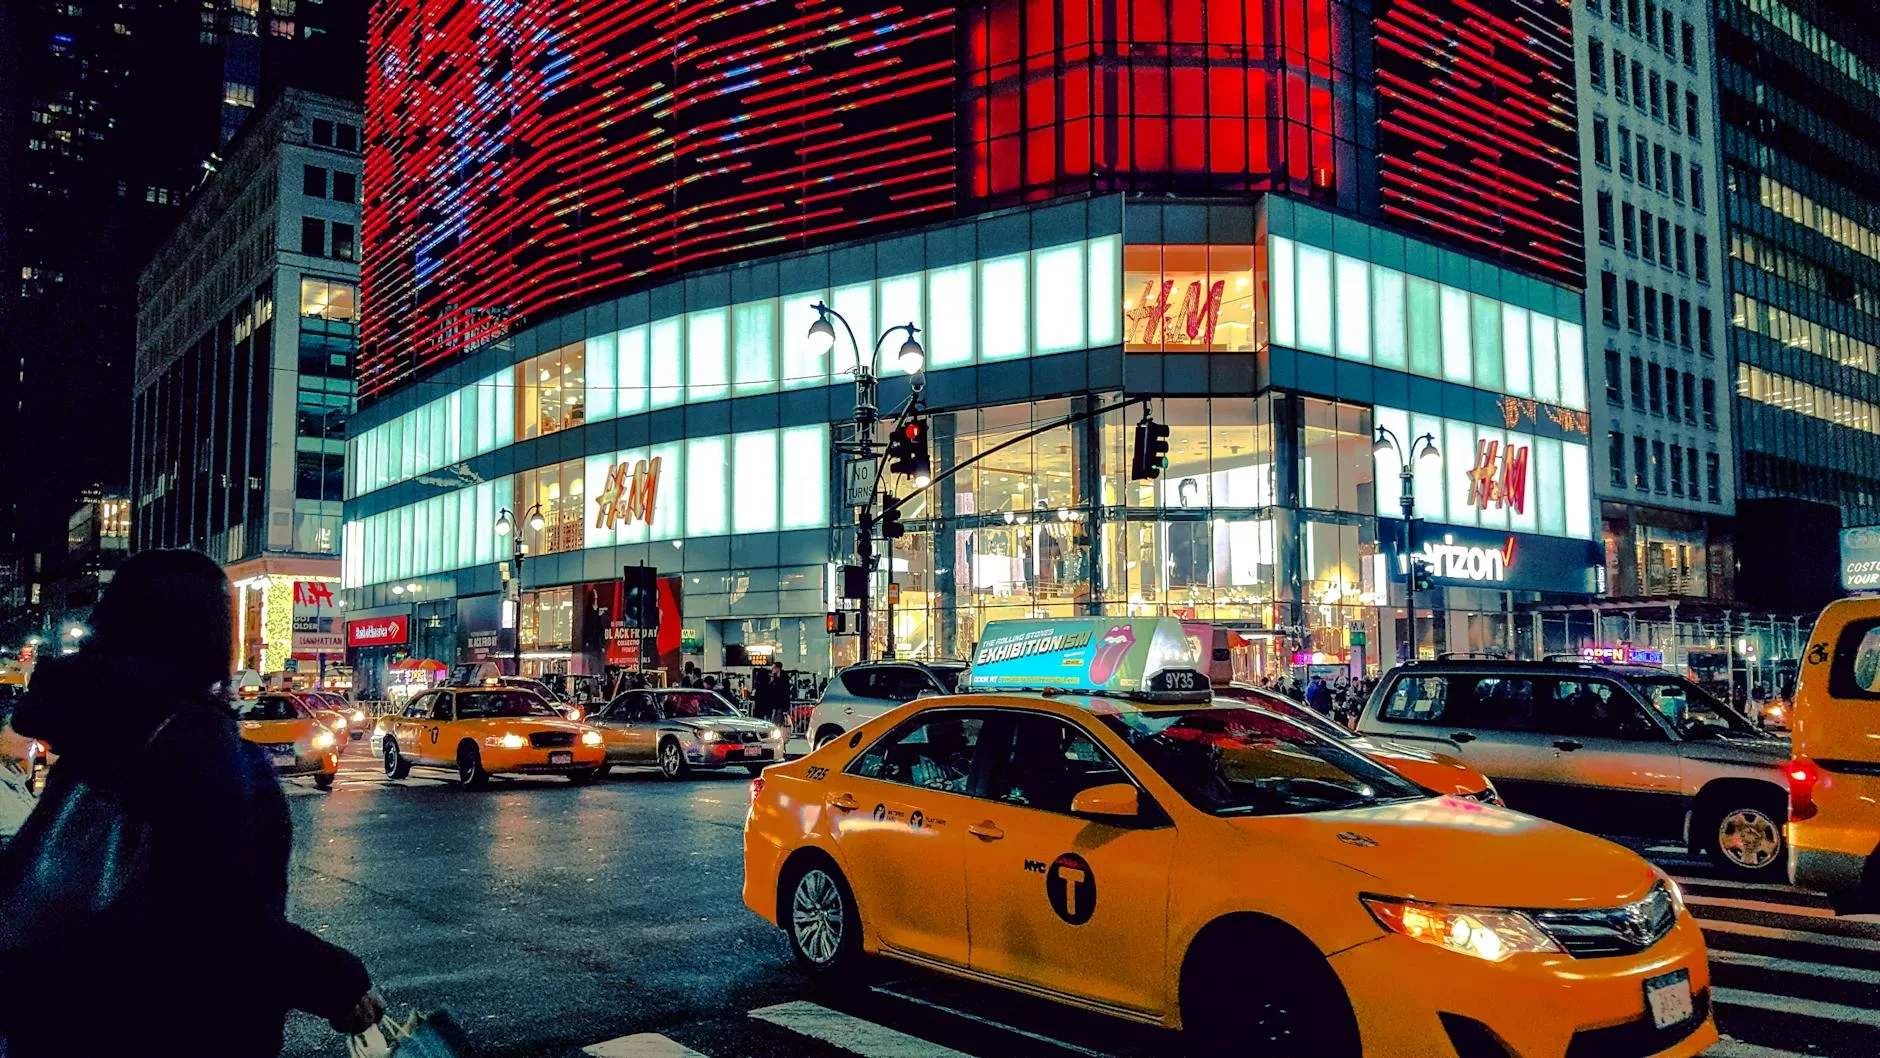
[359,0,958,399]
[962,0,1359,206]
[1373,0,1581,283]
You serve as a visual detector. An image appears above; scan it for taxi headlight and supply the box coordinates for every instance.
[311,731,337,750]
[485,733,528,750]
[330,717,348,732]
[1361,895,1561,962]
[698,729,722,743]
[580,730,604,746]
[1663,875,1686,915]
[351,709,367,723]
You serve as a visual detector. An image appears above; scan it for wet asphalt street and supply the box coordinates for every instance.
[277,744,1880,1058]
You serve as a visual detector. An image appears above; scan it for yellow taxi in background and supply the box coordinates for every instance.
[234,694,339,790]
[377,686,604,788]
[745,619,1716,1057]
[1212,683,1502,803]
[1790,596,1880,912]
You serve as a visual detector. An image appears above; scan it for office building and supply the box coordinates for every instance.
[131,90,361,675]
[344,0,1602,686]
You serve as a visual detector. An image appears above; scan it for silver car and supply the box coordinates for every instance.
[1357,659,1790,878]
[804,660,968,749]
[589,687,785,779]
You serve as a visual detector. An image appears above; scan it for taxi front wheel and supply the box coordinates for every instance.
[1180,922,1359,1058]
[456,744,491,788]
[314,773,335,791]
[783,859,864,978]
[383,738,411,780]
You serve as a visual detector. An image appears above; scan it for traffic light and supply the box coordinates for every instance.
[826,611,849,634]
[886,419,931,486]
[1411,557,1435,592]
[880,499,906,539]
[1131,417,1170,480]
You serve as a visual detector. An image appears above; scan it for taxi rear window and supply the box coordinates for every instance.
[1828,618,1880,700]
[236,697,304,721]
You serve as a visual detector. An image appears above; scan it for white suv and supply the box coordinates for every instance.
[805,660,967,749]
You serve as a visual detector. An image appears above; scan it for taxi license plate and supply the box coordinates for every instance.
[1644,969,1693,1029]
[550,751,573,766]
[271,755,296,769]
[744,746,767,758]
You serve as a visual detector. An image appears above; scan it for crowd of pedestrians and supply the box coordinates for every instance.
[1256,672,1376,730]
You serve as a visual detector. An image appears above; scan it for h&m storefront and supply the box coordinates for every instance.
[340,195,1603,680]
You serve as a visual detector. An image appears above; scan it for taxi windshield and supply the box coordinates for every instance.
[235,696,305,722]
[455,691,559,719]
[1629,676,1761,739]
[658,691,740,718]
[1099,706,1424,816]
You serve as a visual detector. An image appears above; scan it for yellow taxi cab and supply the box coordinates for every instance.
[745,619,1716,1057]
[234,693,340,790]
[1789,596,1880,912]
[1212,683,1501,803]
[376,685,605,788]
[0,687,49,795]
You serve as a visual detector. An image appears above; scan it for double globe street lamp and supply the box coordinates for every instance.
[494,504,545,675]
[807,301,925,660]
[1373,426,1441,660]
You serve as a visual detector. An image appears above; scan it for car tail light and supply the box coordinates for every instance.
[1788,756,1820,821]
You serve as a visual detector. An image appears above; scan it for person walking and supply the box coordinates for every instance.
[0,549,383,1058]
[754,660,790,726]
[1305,676,1333,715]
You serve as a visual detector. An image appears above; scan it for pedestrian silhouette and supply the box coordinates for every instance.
[0,549,383,1057]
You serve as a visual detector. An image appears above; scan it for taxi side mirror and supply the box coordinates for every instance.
[1070,783,1139,820]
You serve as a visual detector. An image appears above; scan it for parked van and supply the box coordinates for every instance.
[1789,597,1880,912]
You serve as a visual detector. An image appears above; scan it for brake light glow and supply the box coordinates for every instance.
[1788,756,1820,821]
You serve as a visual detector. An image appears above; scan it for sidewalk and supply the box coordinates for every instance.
[0,761,36,844]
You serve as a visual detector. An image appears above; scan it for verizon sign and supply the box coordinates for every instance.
[1416,536,1516,583]
[347,615,409,647]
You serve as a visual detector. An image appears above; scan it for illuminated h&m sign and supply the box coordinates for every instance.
[1466,440,1529,514]
[594,458,660,531]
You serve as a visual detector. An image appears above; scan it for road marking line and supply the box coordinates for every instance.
[1700,919,1880,952]
[1647,844,1693,855]
[1673,875,1819,897]
[1684,894,1838,918]
[870,986,1109,1057]
[1710,948,1880,986]
[1712,987,1880,1027]
[749,1001,977,1058]
[583,1033,711,1058]
[1704,1041,1825,1058]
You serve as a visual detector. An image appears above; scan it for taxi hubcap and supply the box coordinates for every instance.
[1719,808,1782,868]
[792,870,843,964]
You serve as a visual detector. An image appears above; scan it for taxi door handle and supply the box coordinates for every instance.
[830,793,861,812]
[1450,731,1477,744]
[967,822,1005,841]
[1553,739,1584,752]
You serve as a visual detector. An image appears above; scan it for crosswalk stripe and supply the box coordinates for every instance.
[1709,948,1880,986]
[583,1033,711,1058]
[1683,894,1838,919]
[1700,919,1880,952]
[1703,1041,1824,1058]
[870,985,1108,1057]
[750,1001,977,1058]
[1712,987,1880,1027]
[1672,875,1816,897]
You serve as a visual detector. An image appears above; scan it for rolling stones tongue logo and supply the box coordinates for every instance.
[1089,625,1137,684]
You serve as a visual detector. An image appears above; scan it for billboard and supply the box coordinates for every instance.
[291,581,344,656]
[360,0,958,398]
[1841,527,1880,591]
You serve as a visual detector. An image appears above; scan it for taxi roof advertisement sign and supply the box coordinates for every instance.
[967,618,1201,695]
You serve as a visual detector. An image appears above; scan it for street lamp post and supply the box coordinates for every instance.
[494,504,544,676]
[1373,426,1441,660]
[806,301,925,662]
